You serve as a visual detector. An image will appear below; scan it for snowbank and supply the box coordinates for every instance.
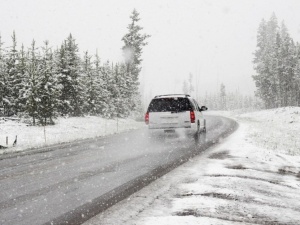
[237,107,300,155]
[205,107,300,155]
[0,116,145,155]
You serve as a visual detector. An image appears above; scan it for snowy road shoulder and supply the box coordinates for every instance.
[85,108,300,225]
[0,116,144,155]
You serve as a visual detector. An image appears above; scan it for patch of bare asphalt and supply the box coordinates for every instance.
[233,166,300,181]
[175,191,300,213]
[177,192,235,200]
[227,164,248,170]
[278,166,300,179]
[208,150,232,160]
[173,209,289,225]
[204,174,295,189]
[182,177,199,184]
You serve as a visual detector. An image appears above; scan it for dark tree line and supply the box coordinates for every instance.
[253,13,300,108]
[0,9,149,125]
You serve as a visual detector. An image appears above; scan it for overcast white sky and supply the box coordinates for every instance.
[1,0,300,100]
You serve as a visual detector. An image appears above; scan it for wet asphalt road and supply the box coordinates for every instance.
[0,116,237,225]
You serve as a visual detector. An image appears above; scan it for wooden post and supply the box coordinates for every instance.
[13,135,17,147]
[117,117,119,133]
[44,125,46,143]
[6,136,8,146]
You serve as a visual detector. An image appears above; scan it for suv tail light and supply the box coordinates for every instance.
[145,112,149,124]
[190,111,195,123]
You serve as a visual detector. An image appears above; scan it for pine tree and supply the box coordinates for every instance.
[56,34,85,116]
[37,41,60,125]
[0,35,6,116]
[25,40,40,125]
[100,60,115,118]
[253,14,300,108]
[188,73,194,94]
[4,31,19,116]
[16,44,28,114]
[294,43,300,106]
[111,63,121,119]
[182,80,188,94]
[114,63,132,117]
[93,51,108,115]
[121,9,150,115]
[253,14,279,108]
[220,83,226,110]
[82,51,98,115]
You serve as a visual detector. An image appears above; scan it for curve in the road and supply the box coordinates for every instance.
[0,116,238,225]
[46,116,238,225]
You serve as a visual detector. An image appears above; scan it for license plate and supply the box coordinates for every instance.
[162,118,177,124]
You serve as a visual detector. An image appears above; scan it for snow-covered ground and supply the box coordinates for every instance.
[0,116,144,155]
[85,107,300,225]
[1,108,300,224]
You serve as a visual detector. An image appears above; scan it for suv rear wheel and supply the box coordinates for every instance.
[197,121,200,134]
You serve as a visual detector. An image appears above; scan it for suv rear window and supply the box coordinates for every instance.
[148,98,193,112]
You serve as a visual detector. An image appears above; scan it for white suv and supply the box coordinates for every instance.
[145,94,207,134]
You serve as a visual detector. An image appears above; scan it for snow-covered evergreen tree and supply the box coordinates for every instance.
[220,83,226,110]
[56,34,85,116]
[113,63,132,118]
[100,60,115,118]
[294,44,300,106]
[253,14,300,108]
[182,80,188,94]
[188,73,194,95]
[25,40,40,125]
[121,9,150,116]
[0,35,7,116]
[16,44,28,114]
[93,51,108,115]
[253,14,279,108]
[37,41,60,125]
[82,51,99,115]
[0,21,152,122]
[4,31,19,116]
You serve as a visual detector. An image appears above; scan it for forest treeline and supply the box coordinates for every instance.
[253,13,300,108]
[198,87,262,111]
[0,9,149,125]
[182,76,262,111]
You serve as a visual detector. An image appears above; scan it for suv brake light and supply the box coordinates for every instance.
[190,111,195,123]
[145,112,149,124]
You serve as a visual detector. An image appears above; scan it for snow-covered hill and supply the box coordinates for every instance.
[238,107,300,155]
[85,107,300,225]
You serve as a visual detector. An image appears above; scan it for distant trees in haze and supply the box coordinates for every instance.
[0,9,150,125]
[180,73,259,111]
[182,73,194,95]
[196,83,261,111]
[253,13,300,108]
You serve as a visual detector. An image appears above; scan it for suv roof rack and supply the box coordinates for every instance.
[154,94,190,98]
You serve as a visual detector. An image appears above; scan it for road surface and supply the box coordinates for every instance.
[0,116,237,225]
